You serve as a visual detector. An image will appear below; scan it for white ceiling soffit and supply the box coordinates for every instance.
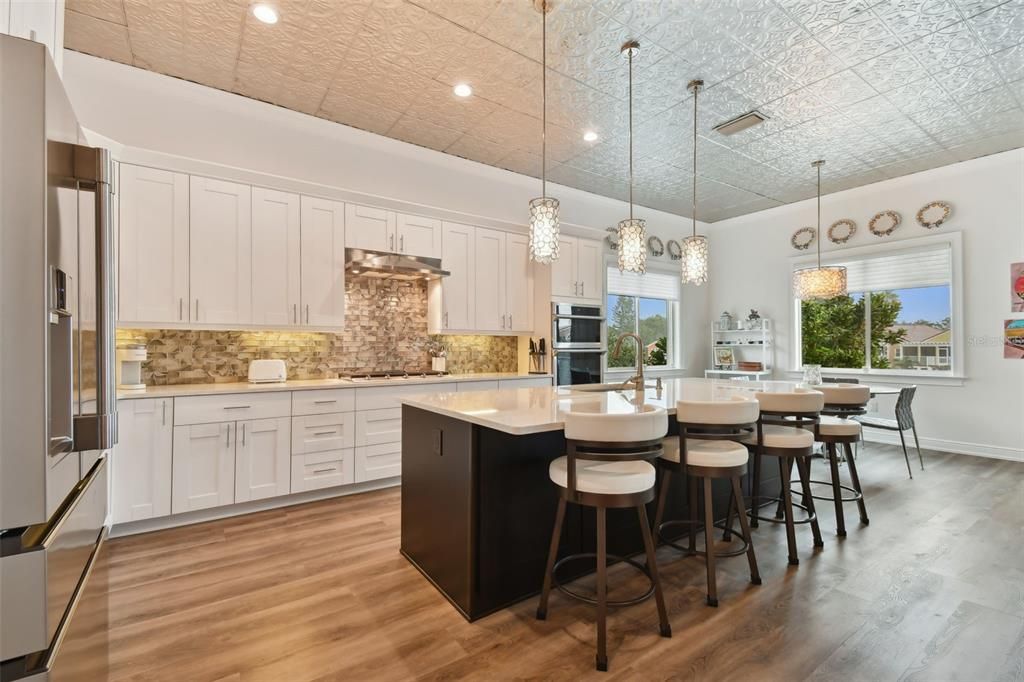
[65,0,1024,222]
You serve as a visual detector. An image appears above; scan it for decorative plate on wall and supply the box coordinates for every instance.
[916,201,951,229]
[666,239,682,260]
[647,236,664,257]
[869,210,901,237]
[791,226,816,250]
[828,218,857,244]
[605,226,619,251]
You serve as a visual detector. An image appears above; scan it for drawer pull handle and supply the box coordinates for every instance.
[312,467,337,475]
[223,405,251,410]
[313,430,337,436]
[313,399,337,404]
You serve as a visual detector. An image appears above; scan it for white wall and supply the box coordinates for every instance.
[708,150,1024,460]
[60,50,711,373]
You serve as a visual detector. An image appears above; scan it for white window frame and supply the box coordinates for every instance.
[790,232,964,380]
[604,258,684,375]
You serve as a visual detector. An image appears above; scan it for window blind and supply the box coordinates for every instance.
[798,243,952,292]
[607,266,680,300]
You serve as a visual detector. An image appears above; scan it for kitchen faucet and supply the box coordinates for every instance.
[612,333,646,392]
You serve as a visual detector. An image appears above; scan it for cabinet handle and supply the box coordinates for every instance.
[400,235,404,252]
[161,401,167,426]
[224,405,251,410]
[226,424,230,447]
[305,304,310,324]
[390,234,394,250]
[179,298,183,321]
[580,281,584,297]
[312,467,336,475]
[242,423,246,446]
[500,314,505,329]
[293,303,297,324]
[508,313,512,329]
[444,311,448,328]
[313,430,336,436]
[313,399,337,404]
[195,299,199,320]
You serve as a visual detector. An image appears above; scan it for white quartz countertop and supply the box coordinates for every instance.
[399,377,809,435]
[116,373,550,400]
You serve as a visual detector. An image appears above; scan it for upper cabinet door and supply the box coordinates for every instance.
[441,222,475,331]
[189,177,252,325]
[474,228,507,332]
[119,165,189,324]
[397,214,441,258]
[251,188,300,327]
[505,232,534,332]
[576,238,603,302]
[345,203,394,252]
[300,196,346,328]
[550,235,578,299]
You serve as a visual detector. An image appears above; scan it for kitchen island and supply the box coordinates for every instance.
[399,378,792,621]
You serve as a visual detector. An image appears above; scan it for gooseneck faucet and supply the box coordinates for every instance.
[612,333,646,391]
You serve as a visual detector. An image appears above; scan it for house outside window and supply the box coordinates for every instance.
[606,265,679,370]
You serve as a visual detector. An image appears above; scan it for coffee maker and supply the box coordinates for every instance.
[116,344,147,390]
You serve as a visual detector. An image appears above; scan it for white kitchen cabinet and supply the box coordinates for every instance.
[112,398,172,524]
[251,188,301,326]
[344,203,394,252]
[189,176,252,325]
[234,417,290,503]
[300,196,346,328]
[172,422,235,513]
[291,450,354,492]
[474,227,507,332]
[6,0,63,73]
[118,165,189,324]
[505,231,534,332]
[355,443,401,482]
[355,408,402,446]
[397,214,441,258]
[439,221,475,331]
[549,236,602,303]
[292,412,355,453]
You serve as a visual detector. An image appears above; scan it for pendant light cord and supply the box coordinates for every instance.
[692,83,698,238]
[541,1,546,199]
[628,47,634,220]
[816,161,822,269]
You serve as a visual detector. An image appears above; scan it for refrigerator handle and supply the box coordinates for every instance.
[73,145,118,452]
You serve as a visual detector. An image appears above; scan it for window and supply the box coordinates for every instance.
[795,239,957,374]
[607,266,679,369]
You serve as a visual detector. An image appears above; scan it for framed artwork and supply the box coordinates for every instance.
[1005,320,1024,359]
[1012,262,1024,313]
[713,347,735,367]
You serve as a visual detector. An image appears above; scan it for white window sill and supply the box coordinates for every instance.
[785,369,966,387]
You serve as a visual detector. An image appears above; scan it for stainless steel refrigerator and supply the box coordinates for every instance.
[0,35,117,681]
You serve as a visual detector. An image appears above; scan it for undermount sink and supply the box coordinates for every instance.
[569,382,656,393]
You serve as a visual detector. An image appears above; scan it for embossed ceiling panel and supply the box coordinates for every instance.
[65,0,1024,222]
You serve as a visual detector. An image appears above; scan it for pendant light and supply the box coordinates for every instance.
[528,0,560,264]
[617,39,646,274]
[680,79,709,286]
[793,160,848,300]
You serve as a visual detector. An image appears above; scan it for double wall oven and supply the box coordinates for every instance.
[551,303,605,386]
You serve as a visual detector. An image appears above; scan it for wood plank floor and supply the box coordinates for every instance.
[89,445,1024,681]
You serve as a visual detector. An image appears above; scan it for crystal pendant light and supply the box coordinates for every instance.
[793,160,848,300]
[528,0,559,264]
[617,40,646,274]
[680,79,709,286]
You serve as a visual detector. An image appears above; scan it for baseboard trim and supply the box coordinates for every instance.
[862,432,1023,462]
[110,477,401,538]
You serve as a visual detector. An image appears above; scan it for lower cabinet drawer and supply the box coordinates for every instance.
[290,450,354,493]
[292,413,355,454]
[355,408,402,446]
[355,443,401,482]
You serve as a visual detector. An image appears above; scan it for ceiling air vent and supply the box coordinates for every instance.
[713,111,768,136]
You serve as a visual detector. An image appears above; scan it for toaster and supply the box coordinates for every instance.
[248,359,287,384]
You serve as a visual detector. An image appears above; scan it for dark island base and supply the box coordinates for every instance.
[400,406,782,622]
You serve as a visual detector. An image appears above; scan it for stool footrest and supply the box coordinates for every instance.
[656,519,750,559]
[748,498,817,525]
[552,553,654,607]
[791,479,864,503]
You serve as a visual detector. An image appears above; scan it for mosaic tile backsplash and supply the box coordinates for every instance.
[117,278,518,385]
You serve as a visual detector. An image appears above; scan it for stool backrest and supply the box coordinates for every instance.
[676,395,759,426]
[817,383,870,407]
[895,386,917,429]
[564,405,668,443]
[755,388,824,416]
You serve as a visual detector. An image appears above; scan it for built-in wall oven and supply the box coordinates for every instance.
[551,303,605,386]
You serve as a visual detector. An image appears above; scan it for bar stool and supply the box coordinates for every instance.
[741,388,825,566]
[808,384,870,537]
[536,405,671,672]
[652,395,761,607]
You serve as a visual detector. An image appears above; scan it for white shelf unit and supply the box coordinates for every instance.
[707,318,773,379]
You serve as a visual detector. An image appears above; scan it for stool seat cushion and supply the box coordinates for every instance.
[816,416,861,438]
[661,438,748,468]
[741,425,814,449]
[549,456,656,495]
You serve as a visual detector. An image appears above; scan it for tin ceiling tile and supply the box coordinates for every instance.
[871,0,963,42]
[388,115,465,151]
[967,0,1024,52]
[64,10,134,64]
[445,134,509,165]
[406,0,501,31]
[318,89,405,136]
[67,0,126,24]
[908,21,989,73]
[776,0,879,35]
[851,47,929,93]
[989,42,1024,82]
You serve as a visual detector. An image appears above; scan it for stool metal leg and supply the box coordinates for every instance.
[898,428,913,479]
[637,504,672,638]
[779,456,799,566]
[796,456,824,548]
[687,475,698,554]
[826,442,847,537]
[730,475,761,585]
[596,506,608,672]
[722,480,735,541]
[536,497,566,620]
[652,470,670,544]
[750,450,761,528]
[702,477,718,607]
[844,442,869,525]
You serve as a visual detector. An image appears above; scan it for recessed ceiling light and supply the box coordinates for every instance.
[583,130,599,142]
[251,3,278,24]
[453,83,473,97]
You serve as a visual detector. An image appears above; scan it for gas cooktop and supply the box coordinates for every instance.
[343,370,450,381]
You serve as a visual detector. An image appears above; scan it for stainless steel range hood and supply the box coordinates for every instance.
[345,248,450,280]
